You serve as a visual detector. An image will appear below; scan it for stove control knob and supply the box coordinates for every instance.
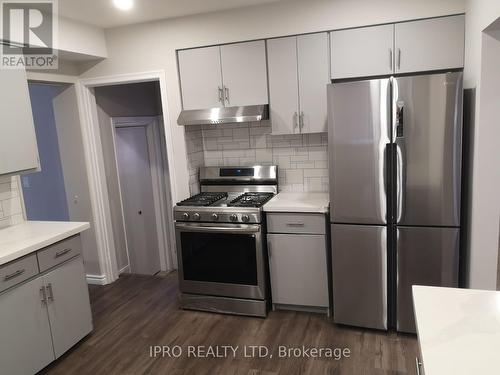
[182,212,190,220]
[230,214,238,222]
[211,213,219,221]
[193,213,201,221]
[241,214,250,223]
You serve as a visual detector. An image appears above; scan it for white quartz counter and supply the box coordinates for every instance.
[263,192,329,213]
[0,221,90,266]
[413,285,500,375]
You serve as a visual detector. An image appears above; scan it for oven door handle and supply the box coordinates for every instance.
[175,223,261,234]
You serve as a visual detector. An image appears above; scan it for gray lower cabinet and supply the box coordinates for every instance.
[45,256,93,358]
[0,250,92,375]
[0,277,54,375]
[267,213,329,311]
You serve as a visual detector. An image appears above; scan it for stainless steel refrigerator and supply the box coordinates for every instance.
[328,72,463,333]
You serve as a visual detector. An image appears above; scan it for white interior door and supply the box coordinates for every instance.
[178,46,223,110]
[220,40,269,106]
[115,126,161,275]
[52,85,101,276]
[267,36,300,135]
[297,32,329,133]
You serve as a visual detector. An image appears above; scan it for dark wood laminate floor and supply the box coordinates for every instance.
[42,273,418,375]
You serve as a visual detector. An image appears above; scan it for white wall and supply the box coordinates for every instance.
[80,0,465,203]
[464,0,500,289]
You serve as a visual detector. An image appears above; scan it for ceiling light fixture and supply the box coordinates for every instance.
[113,0,133,11]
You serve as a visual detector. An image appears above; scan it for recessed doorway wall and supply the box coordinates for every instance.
[94,82,174,276]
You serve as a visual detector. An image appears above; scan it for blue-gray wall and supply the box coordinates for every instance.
[22,84,70,221]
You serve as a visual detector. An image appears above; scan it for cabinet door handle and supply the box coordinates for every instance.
[286,222,305,227]
[267,241,271,258]
[397,48,401,70]
[4,269,25,281]
[224,86,229,105]
[415,358,423,375]
[299,111,304,130]
[218,86,223,104]
[293,112,298,130]
[40,286,47,304]
[55,248,71,258]
[389,48,393,70]
[46,283,54,302]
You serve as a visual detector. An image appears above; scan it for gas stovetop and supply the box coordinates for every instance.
[177,192,274,208]
[174,166,278,224]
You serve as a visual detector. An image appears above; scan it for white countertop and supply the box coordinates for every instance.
[413,285,500,375]
[0,221,90,266]
[263,192,329,213]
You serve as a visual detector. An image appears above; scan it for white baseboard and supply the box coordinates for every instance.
[86,274,108,285]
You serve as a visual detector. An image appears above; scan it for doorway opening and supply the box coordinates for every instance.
[94,82,173,276]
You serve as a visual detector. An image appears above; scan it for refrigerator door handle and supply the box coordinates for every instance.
[395,143,404,223]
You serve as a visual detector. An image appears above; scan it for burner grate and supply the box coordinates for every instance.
[177,192,228,207]
[228,192,275,208]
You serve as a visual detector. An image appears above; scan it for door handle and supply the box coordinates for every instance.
[389,48,393,71]
[55,248,71,258]
[46,283,54,302]
[293,112,298,130]
[299,111,304,130]
[397,48,401,70]
[4,269,25,281]
[138,210,142,215]
[224,86,229,105]
[40,286,47,304]
[286,222,305,227]
[218,86,223,104]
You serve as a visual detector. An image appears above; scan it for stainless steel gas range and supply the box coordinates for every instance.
[173,166,278,317]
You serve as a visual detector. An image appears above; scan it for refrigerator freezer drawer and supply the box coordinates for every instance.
[397,226,459,333]
[331,224,387,330]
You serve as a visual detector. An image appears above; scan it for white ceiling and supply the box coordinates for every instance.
[58,0,287,29]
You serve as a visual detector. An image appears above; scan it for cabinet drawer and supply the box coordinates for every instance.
[267,213,325,234]
[0,254,39,292]
[37,235,82,272]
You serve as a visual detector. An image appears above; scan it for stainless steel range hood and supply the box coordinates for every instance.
[177,105,269,126]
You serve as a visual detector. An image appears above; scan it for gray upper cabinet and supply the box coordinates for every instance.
[178,41,268,110]
[219,40,268,107]
[178,46,224,110]
[330,15,465,79]
[267,32,329,135]
[0,64,40,175]
[394,15,465,74]
[330,24,394,80]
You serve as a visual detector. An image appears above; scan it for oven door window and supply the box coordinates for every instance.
[180,231,257,285]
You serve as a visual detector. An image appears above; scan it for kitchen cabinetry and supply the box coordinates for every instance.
[0,60,40,175]
[266,212,329,312]
[267,33,329,135]
[178,40,268,110]
[330,15,465,79]
[394,15,465,74]
[330,24,394,80]
[0,235,92,375]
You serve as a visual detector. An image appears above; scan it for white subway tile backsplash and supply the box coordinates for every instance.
[185,121,329,193]
[0,176,24,229]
